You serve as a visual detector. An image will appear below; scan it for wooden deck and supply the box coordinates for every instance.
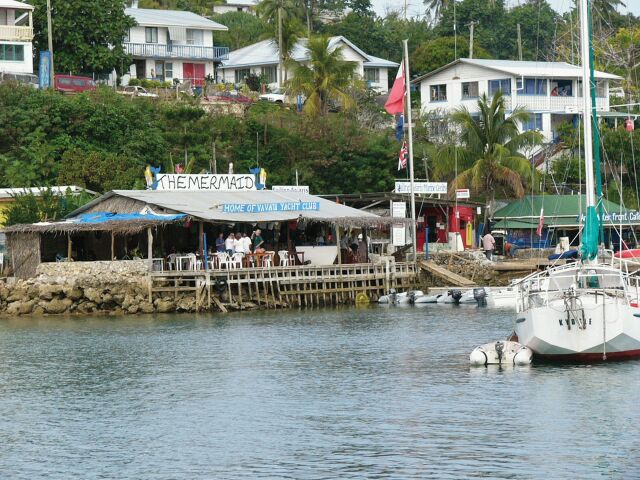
[148,262,421,310]
[418,261,476,287]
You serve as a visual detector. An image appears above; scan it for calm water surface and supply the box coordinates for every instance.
[0,306,639,479]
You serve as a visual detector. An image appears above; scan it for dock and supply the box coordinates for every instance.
[149,262,421,310]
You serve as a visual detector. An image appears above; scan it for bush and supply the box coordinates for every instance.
[128,78,140,86]
[245,73,261,92]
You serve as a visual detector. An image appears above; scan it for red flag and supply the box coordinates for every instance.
[397,141,408,170]
[536,208,544,236]
[384,61,406,115]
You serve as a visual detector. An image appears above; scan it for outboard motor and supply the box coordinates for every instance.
[449,289,463,304]
[473,287,487,307]
[388,289,397,305]
[408,291,416,304]
[495,340,505,364]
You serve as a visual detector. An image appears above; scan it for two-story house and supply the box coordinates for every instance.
[123,5,229,86]
[413,58,622,146]
[0,0,34,75]
[219,36,398,93]
[212,0,257,15]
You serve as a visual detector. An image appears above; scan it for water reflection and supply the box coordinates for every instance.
[0,307,638,479]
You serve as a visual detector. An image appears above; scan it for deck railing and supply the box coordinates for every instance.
[123,42,229,61]
[0,25,33,42]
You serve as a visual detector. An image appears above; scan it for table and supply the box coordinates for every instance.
[244,252,271,267]
[175,254,196,271]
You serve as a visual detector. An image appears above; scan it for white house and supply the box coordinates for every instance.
[212,0,257,15]
[413,58,622,145]
[0,0,34,75]
[123,5,229,86]
[219,36,398,93]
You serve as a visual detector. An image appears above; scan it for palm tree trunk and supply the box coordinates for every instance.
[278,7,283,87]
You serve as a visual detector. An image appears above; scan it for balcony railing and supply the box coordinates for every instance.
[504,94,609,113]
[0,25,34,42]
[124,42,229,61]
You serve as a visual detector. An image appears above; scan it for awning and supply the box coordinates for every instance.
[168,27,187,42]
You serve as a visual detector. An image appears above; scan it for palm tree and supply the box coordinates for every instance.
[433,91,543,218]
[286,36,357,116]
[257,0,299,86]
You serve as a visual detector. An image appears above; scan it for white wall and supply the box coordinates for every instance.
[0,41,33,74]
[128,25,212,46]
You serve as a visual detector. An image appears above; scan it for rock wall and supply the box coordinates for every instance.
[36,260,149,288]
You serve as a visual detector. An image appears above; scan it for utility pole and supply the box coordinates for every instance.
[517,23,523,61]
[278,7,283,87]
[467,21,477,59]
[46,0,54,88]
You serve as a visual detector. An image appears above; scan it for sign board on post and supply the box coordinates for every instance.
[39,51,52,89]
[272,185,310,194]
[395,181,448,195]
[456,188,470,199]
[391,201,407,247]
[153,174,256,191]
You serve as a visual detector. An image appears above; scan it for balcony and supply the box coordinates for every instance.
[505,94,609,113]
[124,42,229,61]
[0,25,34,42]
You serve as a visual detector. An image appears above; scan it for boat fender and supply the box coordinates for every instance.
[469,348,488,366]
[355,292,369,306]
[513,348,533,366]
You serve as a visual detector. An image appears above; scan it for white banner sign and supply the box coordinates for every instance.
[395,181,448,194]
[392,224,406,246]
[271,185,310,194]
[154,174,256,191]
[392,201,406,218]
[456,188,470,199]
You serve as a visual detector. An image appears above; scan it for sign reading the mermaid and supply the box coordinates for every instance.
[221,201,320,214]
[149,173,257,191]
[394,181,447,195]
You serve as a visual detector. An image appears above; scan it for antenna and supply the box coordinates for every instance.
[453,0,457,59]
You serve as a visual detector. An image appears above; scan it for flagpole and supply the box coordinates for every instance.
[403,39,418,262]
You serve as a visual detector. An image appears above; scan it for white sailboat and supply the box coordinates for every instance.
[513,0,640,361]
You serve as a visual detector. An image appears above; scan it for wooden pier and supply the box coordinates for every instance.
[148,262,421,310]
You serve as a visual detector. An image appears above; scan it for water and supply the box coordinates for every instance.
[0,306,639,479]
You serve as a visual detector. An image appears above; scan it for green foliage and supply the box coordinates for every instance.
[211,11,269,50]
[4,188,96,226]
[411,37,490,76]
[31,0,135,74]
[503,0,559,60]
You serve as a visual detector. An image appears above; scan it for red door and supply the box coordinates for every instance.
[183,63,205,87]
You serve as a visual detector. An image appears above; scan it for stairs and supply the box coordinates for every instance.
[418,260,476,287]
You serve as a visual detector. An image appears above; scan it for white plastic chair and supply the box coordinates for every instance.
[167,253,177,271]
[263,251,275,268]
[278,250,290,267]
[229,252,244,269]
[217,252,230,269]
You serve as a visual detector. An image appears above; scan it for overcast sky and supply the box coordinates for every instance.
[372,0,640,19]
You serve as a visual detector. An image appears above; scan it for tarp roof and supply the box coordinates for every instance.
[492,195,640,228]
[68,189,392,227]
[125,7,228,30]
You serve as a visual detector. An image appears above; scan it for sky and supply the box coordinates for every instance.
[372,0,640,19]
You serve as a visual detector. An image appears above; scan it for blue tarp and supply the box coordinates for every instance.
[71,212,186,224]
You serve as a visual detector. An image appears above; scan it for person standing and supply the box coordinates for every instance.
[252,229,265,253]
[215,233,225,253]
[234,233,244,255]
[241,232,252,254]
[482,232,496,261]
[225,233,235,256]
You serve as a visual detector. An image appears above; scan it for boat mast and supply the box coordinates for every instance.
[579,0,598,261]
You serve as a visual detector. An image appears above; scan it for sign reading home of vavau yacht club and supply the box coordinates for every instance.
[222,201,320,214]
[394,181,448,194]
[154,174,256,191]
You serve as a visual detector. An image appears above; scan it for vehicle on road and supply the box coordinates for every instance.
[118,86,159,98]
[55,75,96,94]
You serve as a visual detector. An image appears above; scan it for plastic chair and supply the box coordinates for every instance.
[278,250,290,267]
[229,252,244,269]
[263,251,275,268]
[217,252,230,269]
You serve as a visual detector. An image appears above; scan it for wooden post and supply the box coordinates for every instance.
[147,227,153,272]
[111,232,115,260]
[335,226,342,265]
[198,222,204,258]
[67,234,72,262]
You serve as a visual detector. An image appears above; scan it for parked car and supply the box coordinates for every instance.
[55,75,96,94]
[259,87,288,103]
[118,86,159,98]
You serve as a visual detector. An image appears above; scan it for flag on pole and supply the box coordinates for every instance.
[395,114,404,141]
[384,61,406,115]
[397,141,408,170]
[536,208,544,236]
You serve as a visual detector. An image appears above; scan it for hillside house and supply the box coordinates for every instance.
[0,0,33,75]
[212,0,257,15]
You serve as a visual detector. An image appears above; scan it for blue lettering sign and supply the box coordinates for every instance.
[39,51,51,89]
[222,202,320,213]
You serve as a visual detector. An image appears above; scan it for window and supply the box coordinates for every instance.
[165,62,173,79]
[520,78,547,95]
[488,78,511,96]
[428,119,449,137]
[430,84,447,102]
[124,28,130,43]
[155,60,164,80]
[235,68,250,84]
[0,44,24,61]
[550,79,573,97]
[522,113,543,131]
[596,80,606,98]
[262,66,277,84]
[186,29,203,45]
[461,81,479,99]
[145,27,158,44]
[364,68,379,83]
